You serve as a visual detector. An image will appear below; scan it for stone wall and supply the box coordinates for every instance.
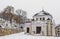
[0,28,23,36]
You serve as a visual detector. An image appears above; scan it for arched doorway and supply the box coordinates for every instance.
[27,27,29,33]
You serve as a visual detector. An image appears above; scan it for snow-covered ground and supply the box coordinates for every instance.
[0,32,60,39]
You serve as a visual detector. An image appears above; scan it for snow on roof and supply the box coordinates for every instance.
[33,10,52,17]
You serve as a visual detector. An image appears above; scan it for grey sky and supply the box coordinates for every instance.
[0,0,60,24]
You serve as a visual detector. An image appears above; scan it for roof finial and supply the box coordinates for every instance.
[42,6,44,12]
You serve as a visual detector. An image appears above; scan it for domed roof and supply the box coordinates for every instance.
[33,10,52,16]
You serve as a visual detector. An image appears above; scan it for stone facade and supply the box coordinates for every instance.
[24,10,56,36]
[55,24,60,37]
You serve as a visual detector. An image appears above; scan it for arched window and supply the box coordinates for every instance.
[47,18,50,20]
[43,17,45,20]
[40,18,41,20]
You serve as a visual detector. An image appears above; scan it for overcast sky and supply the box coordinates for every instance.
[0,0,60,24]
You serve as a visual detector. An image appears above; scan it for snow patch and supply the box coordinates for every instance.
[0,32,60,39]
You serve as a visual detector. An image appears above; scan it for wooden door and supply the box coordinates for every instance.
[36,27,41,34]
